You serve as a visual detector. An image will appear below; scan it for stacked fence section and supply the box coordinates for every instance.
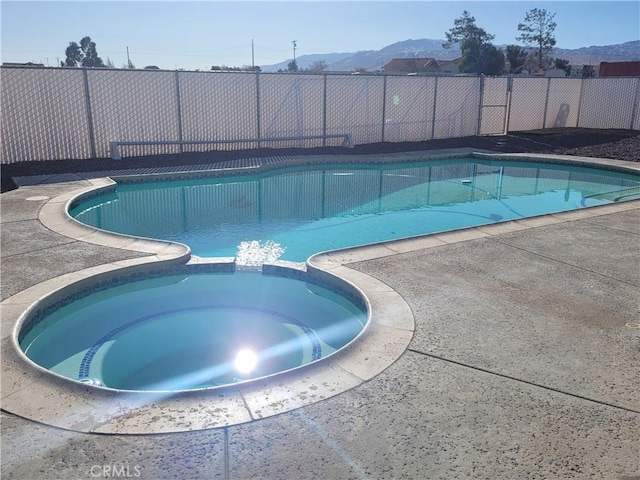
[480,77,509,135]
[432,76,480,139]
[259,74,325,148]
[0,68,92,162]
[383,76,437,142]
[87,69,181,158]
[1,66,639,164]
[179,72,258,152]
[326,75,385,145]
[509,78,556,131]
[578,77,640,130]
[542,78,582,129]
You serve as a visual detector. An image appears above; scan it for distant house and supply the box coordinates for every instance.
[382,58,460,75]
[598,61,640,77]
[544,68,568,77]
[526,67,567,77]
[434,59,461,75]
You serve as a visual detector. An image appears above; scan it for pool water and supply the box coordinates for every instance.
[71,158,640,262]
[19,270,367,391]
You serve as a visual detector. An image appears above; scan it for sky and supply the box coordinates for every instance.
[1,1,639,71]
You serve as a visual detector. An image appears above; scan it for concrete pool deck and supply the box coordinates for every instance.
[1,151,639,479]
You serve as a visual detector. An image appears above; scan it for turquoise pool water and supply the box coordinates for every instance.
[19,270,367,391]
[71,157,640,262]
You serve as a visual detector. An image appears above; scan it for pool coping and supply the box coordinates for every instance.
[1,151,639,434]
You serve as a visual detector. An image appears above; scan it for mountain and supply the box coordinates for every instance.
[261,38,458,72]
[263,51,364,72]
[552,41,640,66]
[260,38,640,72]
[260,50,373,72]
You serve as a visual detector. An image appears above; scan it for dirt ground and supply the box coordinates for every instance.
[2,128,639,193]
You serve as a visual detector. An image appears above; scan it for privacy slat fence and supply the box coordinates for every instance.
[1,66,639,164]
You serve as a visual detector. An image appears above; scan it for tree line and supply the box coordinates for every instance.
[444,8,566,76]
[62,36,138,69]
[62,8,578,76]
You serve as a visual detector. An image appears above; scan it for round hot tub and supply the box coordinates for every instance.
[17,265,368,392]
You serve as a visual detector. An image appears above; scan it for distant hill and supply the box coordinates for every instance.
[261,39,640,72]
[552,41,640,66]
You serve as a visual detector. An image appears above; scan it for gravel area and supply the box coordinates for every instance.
[550,134,640,161]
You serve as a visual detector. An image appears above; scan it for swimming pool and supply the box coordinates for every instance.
[70,156,640,262]
[5,151,639,433]
[18,265,368,391]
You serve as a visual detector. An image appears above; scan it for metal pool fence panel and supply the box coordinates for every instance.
[325,75,385,146]
[87,69,181,158]
[479,76,509,135]
[578,77,640,130]
[1,66,639,164]
[179,71,258,152]
[259,74,325,148]
[542,78,582,129]
[0,68,92,161]
[507,77,551,132]
[383,76,436,143]
[432,76,481,139]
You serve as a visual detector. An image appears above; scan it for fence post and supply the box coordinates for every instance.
[430,76,439,140]
[504,76,513,134]
[81,68,97,159]
[381,75,387,142]
[542,77,551,129]
[174,70,184,153]
[476,75,485,136]
[256,71,261,149]
[576,78,586,128]
[630,78,640,130]
[322,73,328,146]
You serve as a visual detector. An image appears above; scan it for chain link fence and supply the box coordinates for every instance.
[1,66,639,164]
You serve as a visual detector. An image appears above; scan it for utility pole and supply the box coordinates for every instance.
[126,46,131,68]
[292,40,297,63]
[251,39,255,69]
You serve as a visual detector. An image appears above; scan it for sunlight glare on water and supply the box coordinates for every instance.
[20,271,368,391]
[235,240,286,265]
[234,349,258,375]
